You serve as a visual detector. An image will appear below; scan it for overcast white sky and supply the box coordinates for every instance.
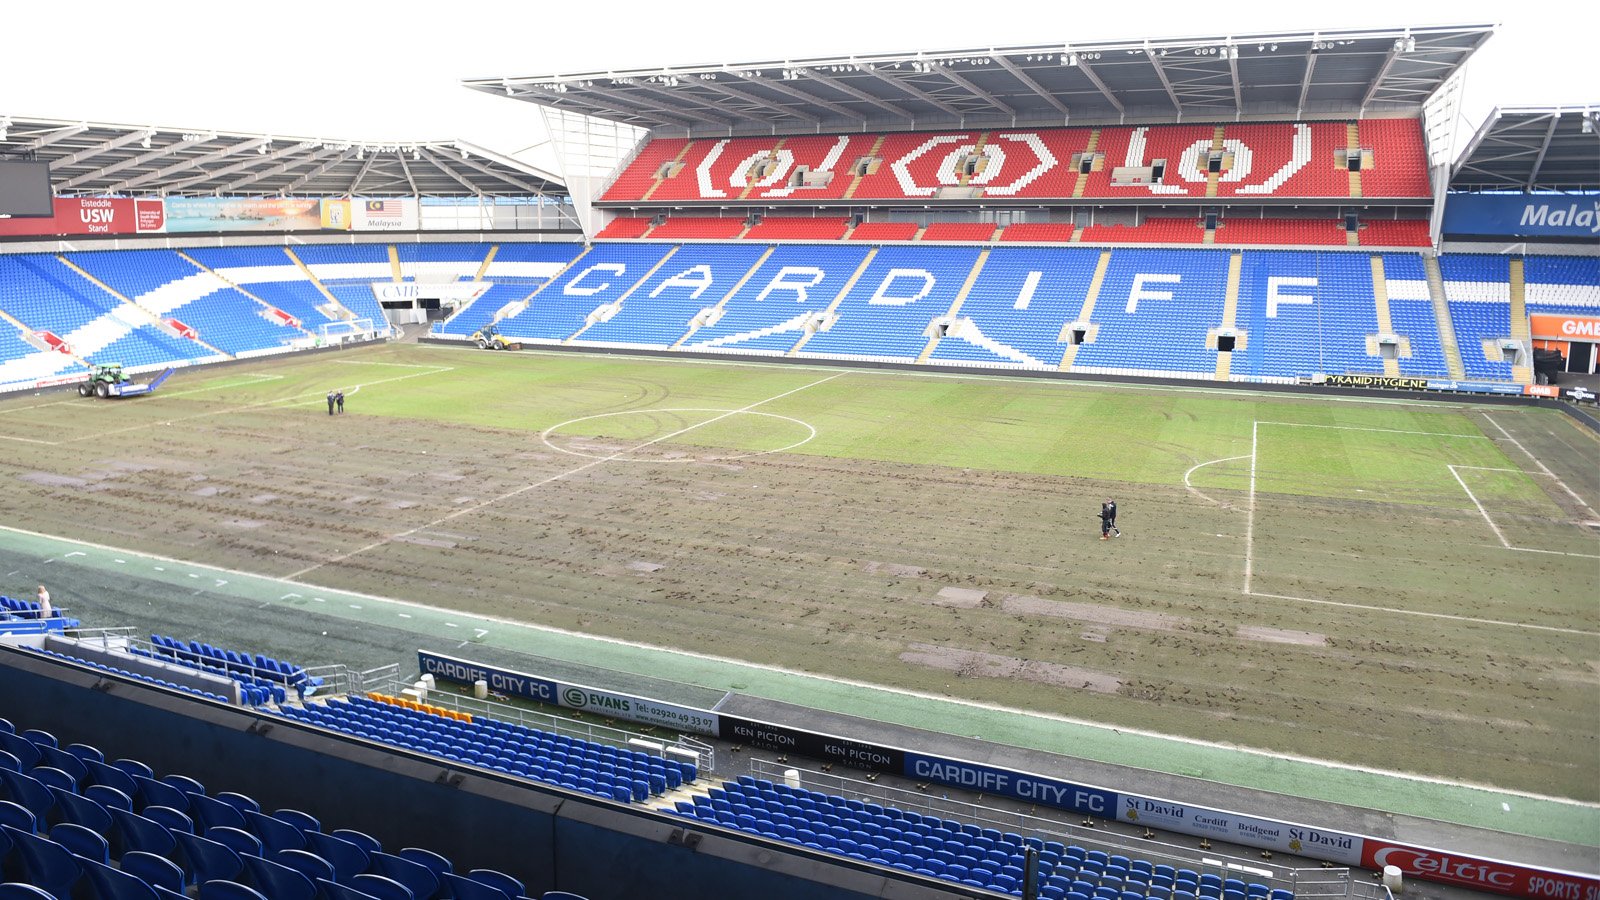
[5,0,1591,167]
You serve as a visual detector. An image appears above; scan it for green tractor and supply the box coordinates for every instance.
[471,324,519,351]
[76,363,174,398]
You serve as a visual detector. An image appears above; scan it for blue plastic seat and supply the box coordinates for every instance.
[0,799,36,832]
[243,810,307,854]
[51,822,110,864]
[272,809,321,835]
[275,849,336,885]
[440,873,513,900]
[78,853,162,900]
[132,775,189,811]
[48,786,113,835]
[316,879,383,900]
[190,793,249,832]
[241,853,318,900]
[208,826,265,857]
[108,807,179,857]
[369,851,438,900]
[330,829,381,856]
[199,881,269,900]
[83,785,134,813]
[0,883,62,900]
[83,760,139,800]
[174,829,245,886]
[122,851,187,894]
[143,804,195,834]
[305,832,369,884]
[5,823,84,900]
[351,874,413,900]
[0,767,55,823]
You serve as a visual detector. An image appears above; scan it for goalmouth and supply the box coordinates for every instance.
[318,318,388,345]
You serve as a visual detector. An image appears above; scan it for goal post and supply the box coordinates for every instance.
[317,318,383,344]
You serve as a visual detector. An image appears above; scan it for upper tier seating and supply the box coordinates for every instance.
[998,223,1077,243]
[601,120,1430,203]
[1213,219,1346,246]
[0,714,593,900]
[1356,220,1431,248]
[921,223,998,243]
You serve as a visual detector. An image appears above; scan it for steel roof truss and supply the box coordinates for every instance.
[112,137,272,193]
[795,69,916,121]
[992,56,1071,117]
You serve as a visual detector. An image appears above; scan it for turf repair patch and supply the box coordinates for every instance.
[900,643,1123,693]
[1236,625,1327,646]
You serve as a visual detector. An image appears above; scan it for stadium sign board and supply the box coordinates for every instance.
[1323,374,1429,390]
[0,197,166,236]
[1442,194,1600,238]
[1118,795,1363,865]
[904,754,1116,817]
[1362,839,1600,899]
[417,650,718,735]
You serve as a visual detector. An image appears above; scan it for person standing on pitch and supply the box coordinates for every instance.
[1105,498,1119,537]
[1099,502,1115,540]
[326,391,335,416]
[335,391,345,414]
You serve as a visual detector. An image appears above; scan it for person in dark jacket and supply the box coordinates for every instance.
[326,391,335,415]
[1105,499,1119,537]
[335,391,345,414]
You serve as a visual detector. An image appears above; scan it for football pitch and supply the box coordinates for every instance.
[0,342,1595,813]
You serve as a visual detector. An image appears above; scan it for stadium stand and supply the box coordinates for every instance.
[801,246,984,361]
[577,243,769,347]
[921,223,999,243]
[594,217,652,240]
[929,247,1101,369]
[1078,219,1206,245]
[645,217,747,240]
[496,244,677,341]
[682,244,875,354]
[847,222,920,242]
[599,120,1433,204]
[1213,219,1346,247]
[997,223,1077,243]
[741,217,851,242]
[1440,254,1516,380]
[1071,250,1228,378]
[0,712,594,900]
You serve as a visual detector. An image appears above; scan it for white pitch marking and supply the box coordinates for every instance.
[444,622,458,628]
[187,573,199,579]
[1243,422,1258,595]
[1248,590,1598,637]
[473,629,488,639]
[1184,454,1251,507]
[285,371,847,580]
[310,597,325,603]
[397,613,412,619]
[280,593,301,600]
[1254,421,1489,439]
[1482,413,1598,518]
[64,551,85,558]
[114,559,125,564]
[152,566,163,571]
[349,605,362,610]
[1448,464,1511,549]
[214,579,227,587]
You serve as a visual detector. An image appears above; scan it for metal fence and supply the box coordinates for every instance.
[747,759,1356,899]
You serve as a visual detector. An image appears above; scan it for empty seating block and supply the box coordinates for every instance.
[594,217,652,240]
[1233,251,1379,380]
[1357,220,1430,247]
[930,248,1101,369]
[683,245,874,354]
[998,223,1077,243]
[1214,220,1345,247]
[800,246,984,361]
[1079,219,1205,244]
[920,223,997,243]
[1072,250,1227,376]
[579,244,769,347]
[848,222,920,242]
[1440,255,1514,380]
[742,217,850,242]
[496,244,676,341]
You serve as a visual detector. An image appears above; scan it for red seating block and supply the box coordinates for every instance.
[1358,220,1431,247]
[742,217,850,241]
[1213,219,1345,246]
[1078,218,1204,244]
[921,223,998,242]
[998,223,1076,243]
[595,217,652,240]
[849,222,919,242]
[647,217,747,240]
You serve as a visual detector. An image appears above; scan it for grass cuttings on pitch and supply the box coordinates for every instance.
[0,344,1594,806]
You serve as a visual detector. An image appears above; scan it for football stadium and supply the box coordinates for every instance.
[0,16,1596,900]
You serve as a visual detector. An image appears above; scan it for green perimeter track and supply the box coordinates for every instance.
[2,522,1593,844]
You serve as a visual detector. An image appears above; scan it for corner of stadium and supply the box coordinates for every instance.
[0,20,1596,900]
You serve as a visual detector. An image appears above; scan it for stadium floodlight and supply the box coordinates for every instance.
[141,130,154,148]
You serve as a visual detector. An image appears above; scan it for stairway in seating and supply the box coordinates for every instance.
[1508,258,1533,384]
[1205,126,1226,198]
[671,246,776,349]
[473,246,499,281]
[642,142,695,202]
[1369,255,1401,377]
[1214,252,1242,380]
[387,246,404,282]
[918,249,989,362]
[282,248,360,322]
[1058,249,1111,370]
[1346,123,1364,198]
[788,248,877,356]
[1424,256,1466,380]
[842,136,886,200]
[1071,130,1101,199]
[739,140,786,200]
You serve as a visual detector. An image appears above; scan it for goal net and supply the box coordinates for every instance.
[318,318,382,344]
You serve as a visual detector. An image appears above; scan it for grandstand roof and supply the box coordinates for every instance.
[467,24,1493,136]
[0,116,565,198]
[1451,105,1600,192]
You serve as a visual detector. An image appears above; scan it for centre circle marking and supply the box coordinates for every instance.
[540,407,817,462]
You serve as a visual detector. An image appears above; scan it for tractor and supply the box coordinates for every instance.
[471,324,519,351]
[76,363,174,398]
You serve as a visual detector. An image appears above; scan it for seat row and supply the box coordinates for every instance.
[270,696,694,806]
[664,775,1294,900]
[14,647,231,706]
[147,636,321,695]
[0,716,590,900]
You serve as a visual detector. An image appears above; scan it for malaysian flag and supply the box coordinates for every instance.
[364,199,401,218]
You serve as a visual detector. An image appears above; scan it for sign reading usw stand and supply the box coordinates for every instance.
[417,650,718,736]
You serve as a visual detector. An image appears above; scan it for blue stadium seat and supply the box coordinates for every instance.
[241,853,318,900]
[172,830,245,886]
[78,853,162,900]
[121,852,186,894]
[4,824,83,900]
